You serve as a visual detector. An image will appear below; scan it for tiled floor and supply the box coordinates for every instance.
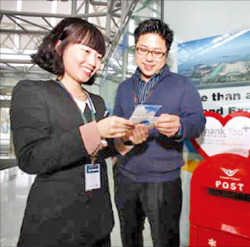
[1,161,189,247]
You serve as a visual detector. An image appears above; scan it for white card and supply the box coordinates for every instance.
[130,104,161,126]
[85,164,101,191]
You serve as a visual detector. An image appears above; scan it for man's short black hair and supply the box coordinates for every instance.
[134,18,174,51]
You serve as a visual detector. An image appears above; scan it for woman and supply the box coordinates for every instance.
[10,17,148,247]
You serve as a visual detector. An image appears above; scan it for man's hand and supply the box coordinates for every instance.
[154,114,180,138]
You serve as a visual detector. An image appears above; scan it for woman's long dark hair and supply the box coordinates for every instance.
[32,17,105,84]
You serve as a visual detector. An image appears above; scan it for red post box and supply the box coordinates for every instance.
[189,153,250,247]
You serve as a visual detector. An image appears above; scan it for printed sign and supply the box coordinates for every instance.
[191,111,250,158]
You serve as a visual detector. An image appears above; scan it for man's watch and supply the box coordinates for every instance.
[174,126,183,139]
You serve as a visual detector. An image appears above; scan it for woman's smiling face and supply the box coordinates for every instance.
[61,43,103,84]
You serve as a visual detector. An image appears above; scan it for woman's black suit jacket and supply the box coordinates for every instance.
[10,80,115,247]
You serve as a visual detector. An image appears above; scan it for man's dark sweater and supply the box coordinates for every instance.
[113,66,206,183]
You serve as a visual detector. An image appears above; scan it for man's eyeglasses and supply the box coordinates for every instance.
[136,47,167,58]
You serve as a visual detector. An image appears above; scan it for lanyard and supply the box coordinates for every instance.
[133,77,161,105]
[56,80,101,164]
[77,96,96,125]
[133,65,166,105]
[56,80,96,124]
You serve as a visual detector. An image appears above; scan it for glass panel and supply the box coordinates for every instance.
[0,107,12,158]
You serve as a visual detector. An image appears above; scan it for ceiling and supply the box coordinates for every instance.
[0,0,139,93]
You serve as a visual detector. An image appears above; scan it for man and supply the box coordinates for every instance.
[113,18,206,247]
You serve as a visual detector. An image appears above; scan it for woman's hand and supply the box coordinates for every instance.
[154,114,180,137]
[97,116,135,138]
[114,124,148,156]
[126,124,148,144]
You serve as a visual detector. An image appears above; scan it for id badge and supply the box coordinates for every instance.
[85,164,101,191]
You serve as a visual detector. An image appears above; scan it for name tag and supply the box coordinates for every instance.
[85,164,101,191]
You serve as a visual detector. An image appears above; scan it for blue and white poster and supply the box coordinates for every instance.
[178,29,250,89]
[178,29,250,117]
